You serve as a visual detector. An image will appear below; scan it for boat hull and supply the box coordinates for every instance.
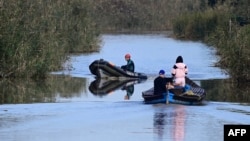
[142,77,206,105]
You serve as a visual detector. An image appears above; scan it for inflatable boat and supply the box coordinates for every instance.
[142,77,206,105]
[89,59,147,79]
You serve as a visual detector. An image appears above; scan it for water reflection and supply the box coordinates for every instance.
[0,75,87,104]
[153,105,186,141]
[201,79,250,103]
[1,76,249,104]
[153,110,166,139]
[172,106,186,141]
[123,84,134,100]
[89,78,146,100]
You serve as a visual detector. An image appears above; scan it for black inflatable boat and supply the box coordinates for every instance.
[89,59,147,79]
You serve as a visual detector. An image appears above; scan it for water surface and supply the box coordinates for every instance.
[61,34,227,80]
[1,34,249,141]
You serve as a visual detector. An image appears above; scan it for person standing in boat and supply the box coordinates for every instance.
[171,56,188,87]
[154,70,173,95]
[121,53,135,72]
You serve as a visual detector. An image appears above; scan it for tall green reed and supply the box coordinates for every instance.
[0,0,100,78]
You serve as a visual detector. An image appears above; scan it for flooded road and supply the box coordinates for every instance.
[1,99,250,141]
[1,34,250,141]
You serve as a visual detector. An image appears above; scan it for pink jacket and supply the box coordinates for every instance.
[171,63,188,78]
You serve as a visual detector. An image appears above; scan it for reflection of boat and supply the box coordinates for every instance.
[89,59,148,79]
[142,77,206,105]
[89,78,146,96]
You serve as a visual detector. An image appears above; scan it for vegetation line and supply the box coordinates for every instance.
[0,0,249,82]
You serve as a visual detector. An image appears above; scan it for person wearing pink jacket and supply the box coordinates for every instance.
[171,56,188,87]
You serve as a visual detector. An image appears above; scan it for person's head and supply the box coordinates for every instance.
[125,53,131,61]
[159,69,165,76]
[176,56,183,63]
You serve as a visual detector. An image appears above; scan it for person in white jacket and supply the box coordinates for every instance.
[171,56,188,87]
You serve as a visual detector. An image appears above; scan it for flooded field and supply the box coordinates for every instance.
[0,34,249,141]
